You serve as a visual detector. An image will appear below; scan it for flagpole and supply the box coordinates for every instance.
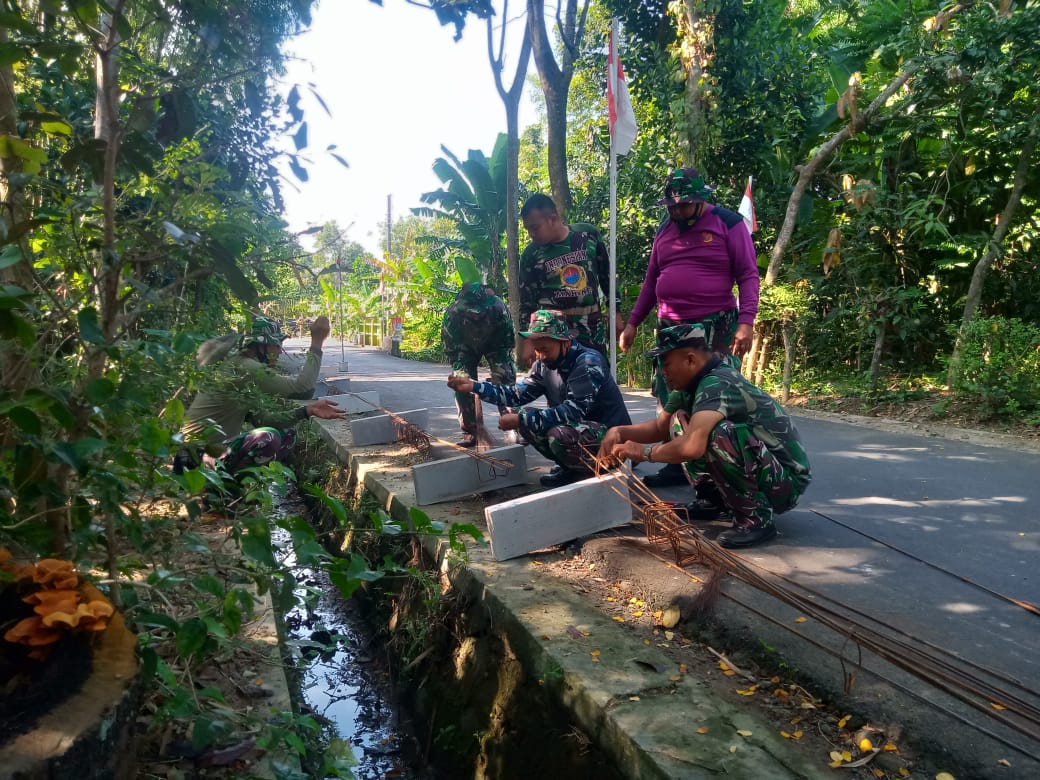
[607,18,619,379]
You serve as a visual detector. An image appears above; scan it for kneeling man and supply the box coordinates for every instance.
[448,309,631,487]
[598,324,811,548]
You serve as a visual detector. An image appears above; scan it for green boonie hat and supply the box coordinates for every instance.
[241,316,287,349]
[655,167,716,206]
[519,309,570,341]
[645,323,708,358]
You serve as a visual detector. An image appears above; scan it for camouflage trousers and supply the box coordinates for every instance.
[521,420,609,474]
[565,310,607,355]
[653,309,739,405]
[223,427,296,474]
[673,414,802,530]
[451,349,516,433]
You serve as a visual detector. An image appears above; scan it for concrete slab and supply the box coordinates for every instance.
[319,391,379,414]
[485,474,632,561]
[314,375,351,398]
[350,408,429,446]
[412,444,528,506]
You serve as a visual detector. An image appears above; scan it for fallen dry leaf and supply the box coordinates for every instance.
[838,715,850,729]
[736,729,752,737]
[696,726,709,734]
[794,616,807,623]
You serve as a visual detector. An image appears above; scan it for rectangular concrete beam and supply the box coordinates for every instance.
[485,474,632,561]
[412,444,528,506]
[315,375,351,398]
[320,391,380,414]
[351,408,429,446]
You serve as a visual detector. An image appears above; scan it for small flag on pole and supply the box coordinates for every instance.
[608,29,637,156]
[738,176,757,233]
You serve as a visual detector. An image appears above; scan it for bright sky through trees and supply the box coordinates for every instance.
[279,0,538,256]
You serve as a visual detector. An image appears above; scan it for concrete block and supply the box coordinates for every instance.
[320,391,379,414]
[412,445,528,506]
[485,474,631,561]
[315,375,350,398]
[319,362,349,378]
[350,408,429,446]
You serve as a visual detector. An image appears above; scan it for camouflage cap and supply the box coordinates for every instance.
[654,167,716,206]
[519,309,571,341]
[645,323,709,358]
[240,316,287,349]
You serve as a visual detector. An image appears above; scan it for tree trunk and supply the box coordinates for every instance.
[947,110,1039,386]
[764,62,920,286]
[868,322,886,397]
[781,321,794,403]
[754,335,771,386]
[678,0,713,161]
[527,0,590,217]
[488,4,532,344]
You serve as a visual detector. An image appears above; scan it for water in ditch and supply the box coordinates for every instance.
[274,492,435,779]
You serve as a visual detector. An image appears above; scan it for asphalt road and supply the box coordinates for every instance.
[289,339,1040,776]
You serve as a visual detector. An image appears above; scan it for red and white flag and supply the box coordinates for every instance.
[738,176,758,233]
[608,29,637,156]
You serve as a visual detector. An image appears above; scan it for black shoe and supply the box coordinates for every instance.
[682,498,727,521]
[540,466,584,488]
[458,435,477,448]
[717,524,777,549]
[642,462,687,488]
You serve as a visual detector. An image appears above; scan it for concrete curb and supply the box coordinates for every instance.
[314,421,830,779]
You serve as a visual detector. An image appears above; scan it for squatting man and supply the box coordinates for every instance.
[596,324,812,549]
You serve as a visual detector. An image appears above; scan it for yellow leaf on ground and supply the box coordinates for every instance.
[829,761,844,769]
[873,769,885,778]
[719,661,730,671]
[859,738,873,752]
[629,695,640,701]
[838,715,850,728]
[736,688,756,696]
[899,769,910,777]
[794,616,807,623]
[793,730,803,739]
[770,676,780,683]
[723,669,736,676]
[773,689,789,702]
[736,730,752,737]
[532,560,544,565]
[991,702,1007,710]
[590,649,601,657]
[631,610,644,617]
[664,630,674,641]
[540,634,550,640]
[842,751,852,762]
[606,596,615,602]
[729,745,737,753]
[935,773,956,780]
[653,610,663,619]
[997,759,1011,767]
[679,663,688,673]
[643,639,650,645]
[830,751,844,762]
[670,675,682,681]
[780,731,791,739]
[696,726,708,734]
[612,616,625,622]
[884,743,898,752]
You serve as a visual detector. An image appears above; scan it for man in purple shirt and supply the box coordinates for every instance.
[620,167,760,491]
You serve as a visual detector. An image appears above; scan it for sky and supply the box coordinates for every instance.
[279,0,539,257]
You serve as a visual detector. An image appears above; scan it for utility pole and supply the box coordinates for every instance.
[383,194,391,339]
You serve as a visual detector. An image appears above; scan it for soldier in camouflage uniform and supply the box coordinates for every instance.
[598,324,811,549]
[441,282,517,446]
[519,194,619,360]
[180,316,346,475]
[448,310,632,488]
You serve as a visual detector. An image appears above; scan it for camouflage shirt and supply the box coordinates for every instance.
[518,223,616,326]
[471,342,631,435]
[664,359,812,492]
[441,283,515,360]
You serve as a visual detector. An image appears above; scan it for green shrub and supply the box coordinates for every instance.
[948,316,1040,415]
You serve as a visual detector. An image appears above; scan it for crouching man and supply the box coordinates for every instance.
[447,309,631,487]
[597,324,811,548]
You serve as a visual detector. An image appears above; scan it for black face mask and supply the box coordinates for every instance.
[540,342,566,370]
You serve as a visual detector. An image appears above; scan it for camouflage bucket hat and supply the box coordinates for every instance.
[240,316,287,349]
[654,167,716,206]
[645,323,708,358]
[519,309,571,341]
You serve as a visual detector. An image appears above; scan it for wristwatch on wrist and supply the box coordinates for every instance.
[643,444,654,463]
